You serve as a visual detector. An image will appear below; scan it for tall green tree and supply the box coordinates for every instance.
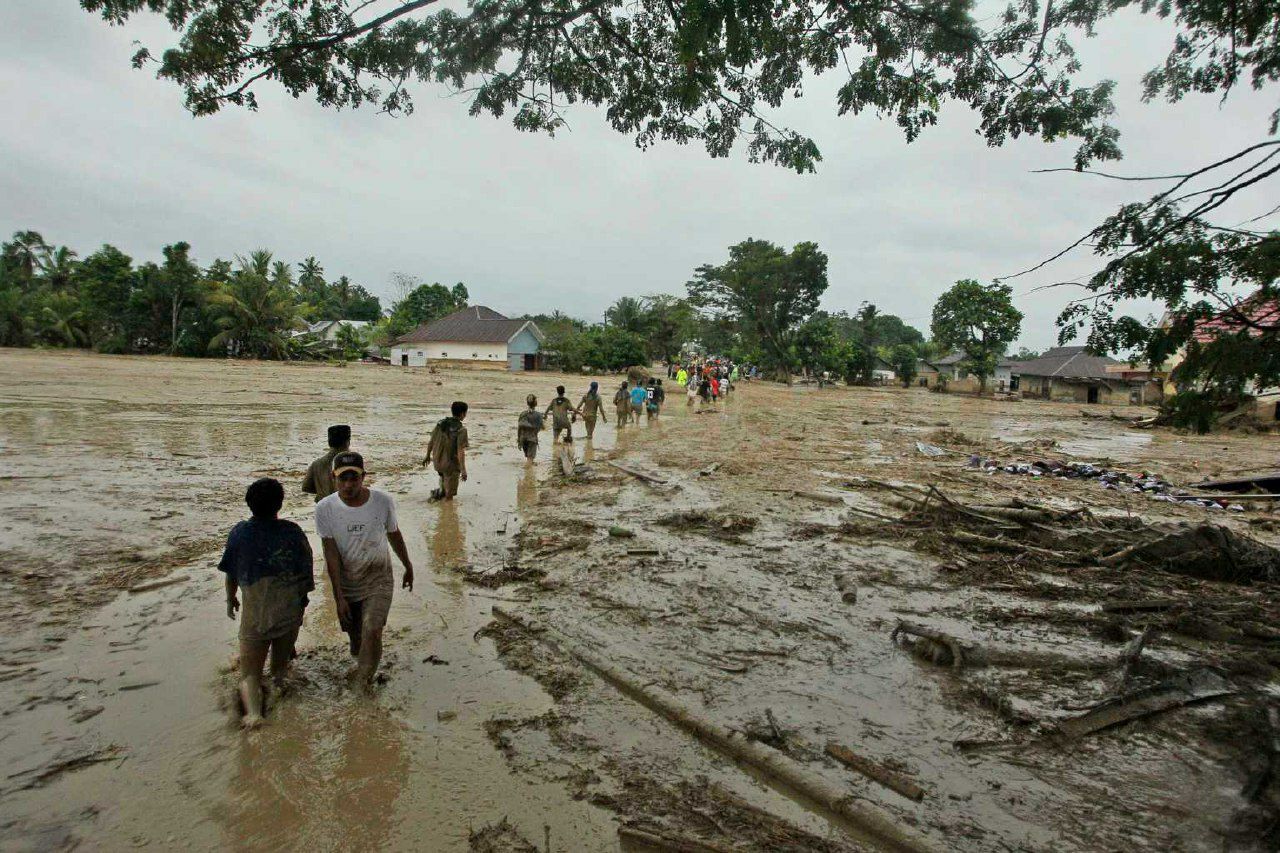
[76,245,135,348]
[890,343,919,387]
[604,296,647,337]
[158,242,203,354]
[642,294,696,363]
[931,280,1023,392]
[1,231,50,288]
[208,254,302,358]
[387,280,469,339]
[687,239,827,380]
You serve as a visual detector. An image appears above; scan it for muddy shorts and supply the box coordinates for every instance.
[238,576,307,644]
[439,470,460,497]
[631,403,643,417]
[342,588,392,654]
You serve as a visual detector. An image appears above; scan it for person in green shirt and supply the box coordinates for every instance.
[545,385,576,444]
[301,424,350,502]
[576,381,607,440]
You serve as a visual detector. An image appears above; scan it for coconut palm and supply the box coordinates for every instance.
[1,231,51,285]
[38,291,89,346]
[40,246,79,291]
[207,254,302,359]
[604,296,647,335]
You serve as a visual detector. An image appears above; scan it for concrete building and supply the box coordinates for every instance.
[934,351,1015,392]
[389,306,544,370]
[1013,346,1160,405]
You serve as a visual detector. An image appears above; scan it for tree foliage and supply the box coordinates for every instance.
[931,280,1022,390]
[890,343,919,387]
[0,229,382,360]
[688,239,827,378]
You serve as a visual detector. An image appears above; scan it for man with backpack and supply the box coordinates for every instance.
[424,401,469,500]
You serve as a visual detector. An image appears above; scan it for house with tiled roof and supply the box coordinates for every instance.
[389,306,545,370]
[1012,346,1161,405]
[934,351,1017,392]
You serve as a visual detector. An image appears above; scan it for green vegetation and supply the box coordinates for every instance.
[931,280,1023,392]
[0,231,380,358]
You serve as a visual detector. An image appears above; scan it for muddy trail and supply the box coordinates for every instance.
[3,351,1280,851]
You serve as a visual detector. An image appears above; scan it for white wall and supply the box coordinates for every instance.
[390,346,429,367]
[425,342,507,362]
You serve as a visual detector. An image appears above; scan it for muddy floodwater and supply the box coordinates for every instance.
[2,349,1279,851]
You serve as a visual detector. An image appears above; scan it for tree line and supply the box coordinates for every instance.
[0,231,381,358]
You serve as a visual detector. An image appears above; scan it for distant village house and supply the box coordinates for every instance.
[1013,346,1161,405]
[390,306,544,371]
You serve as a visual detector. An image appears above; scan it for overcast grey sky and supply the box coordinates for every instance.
[1,2,1272,350]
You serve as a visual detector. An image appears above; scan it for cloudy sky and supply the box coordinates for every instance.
[1,2,1272,350]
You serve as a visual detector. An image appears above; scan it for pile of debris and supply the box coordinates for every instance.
[873,483,1278,584]
[966,455,1246,511]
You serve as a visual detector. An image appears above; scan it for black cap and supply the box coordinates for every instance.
[332,451,364,475]
[328,424,351,448]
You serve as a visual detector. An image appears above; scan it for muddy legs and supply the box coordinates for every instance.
[356,626,384,690]
[238,638,270,728]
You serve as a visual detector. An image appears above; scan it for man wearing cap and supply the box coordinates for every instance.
[302,424,350,502]
[315,451,414,690]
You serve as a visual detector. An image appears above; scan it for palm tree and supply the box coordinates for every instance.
[40,246,79,291]
[2,231,51,285]
[208,255,302,359]
[39,291,89,346]
[605,296,647,335]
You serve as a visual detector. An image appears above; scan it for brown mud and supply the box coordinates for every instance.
[2,351,1279,850]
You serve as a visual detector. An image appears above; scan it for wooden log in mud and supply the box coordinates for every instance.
[607,461,669,485]
[617,825,735,853]
[491,607,940,853]
[824,742,926,802]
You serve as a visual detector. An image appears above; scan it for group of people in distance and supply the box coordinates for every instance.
[669,357,745,410]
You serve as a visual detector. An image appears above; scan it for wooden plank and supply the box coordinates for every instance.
[1057,668,1234,739]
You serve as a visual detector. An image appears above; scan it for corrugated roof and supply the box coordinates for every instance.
[1193,295,1280,343]
[1011,346,1118,380]
[393,306,534,345]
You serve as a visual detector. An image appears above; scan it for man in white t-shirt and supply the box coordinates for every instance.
[315,451,414,689]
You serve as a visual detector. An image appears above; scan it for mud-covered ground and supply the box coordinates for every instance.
[2,350,1278,851]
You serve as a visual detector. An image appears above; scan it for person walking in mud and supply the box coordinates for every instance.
[653,379,666,418]
[316,452,414,691]
[517,394,545,462]
[576,381,607,440]
[629,380,647,423]
[301,424,350,502]
[545,385,576,444]
[613,381,631,426]
[219,477,314,728]
[424,402,469,500]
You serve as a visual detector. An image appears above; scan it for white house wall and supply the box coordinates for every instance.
[390,346,429,367]
[425,342,507,362]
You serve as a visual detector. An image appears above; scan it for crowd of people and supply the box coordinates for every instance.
[217,364,743,727]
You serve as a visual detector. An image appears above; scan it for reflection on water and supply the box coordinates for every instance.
[225,699,410,850]
[516,467,538,512]
[431,501,466,569]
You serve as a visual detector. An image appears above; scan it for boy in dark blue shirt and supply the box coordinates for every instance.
[219,477,314,728]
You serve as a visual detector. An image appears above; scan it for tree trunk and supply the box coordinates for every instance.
[170,295,179,355]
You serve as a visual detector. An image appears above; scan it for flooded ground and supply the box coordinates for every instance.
[2,350,1278,850]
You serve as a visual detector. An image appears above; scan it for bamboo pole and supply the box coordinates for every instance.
[492,607,940,853]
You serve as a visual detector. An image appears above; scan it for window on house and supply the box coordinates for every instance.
[416,351,423,357]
